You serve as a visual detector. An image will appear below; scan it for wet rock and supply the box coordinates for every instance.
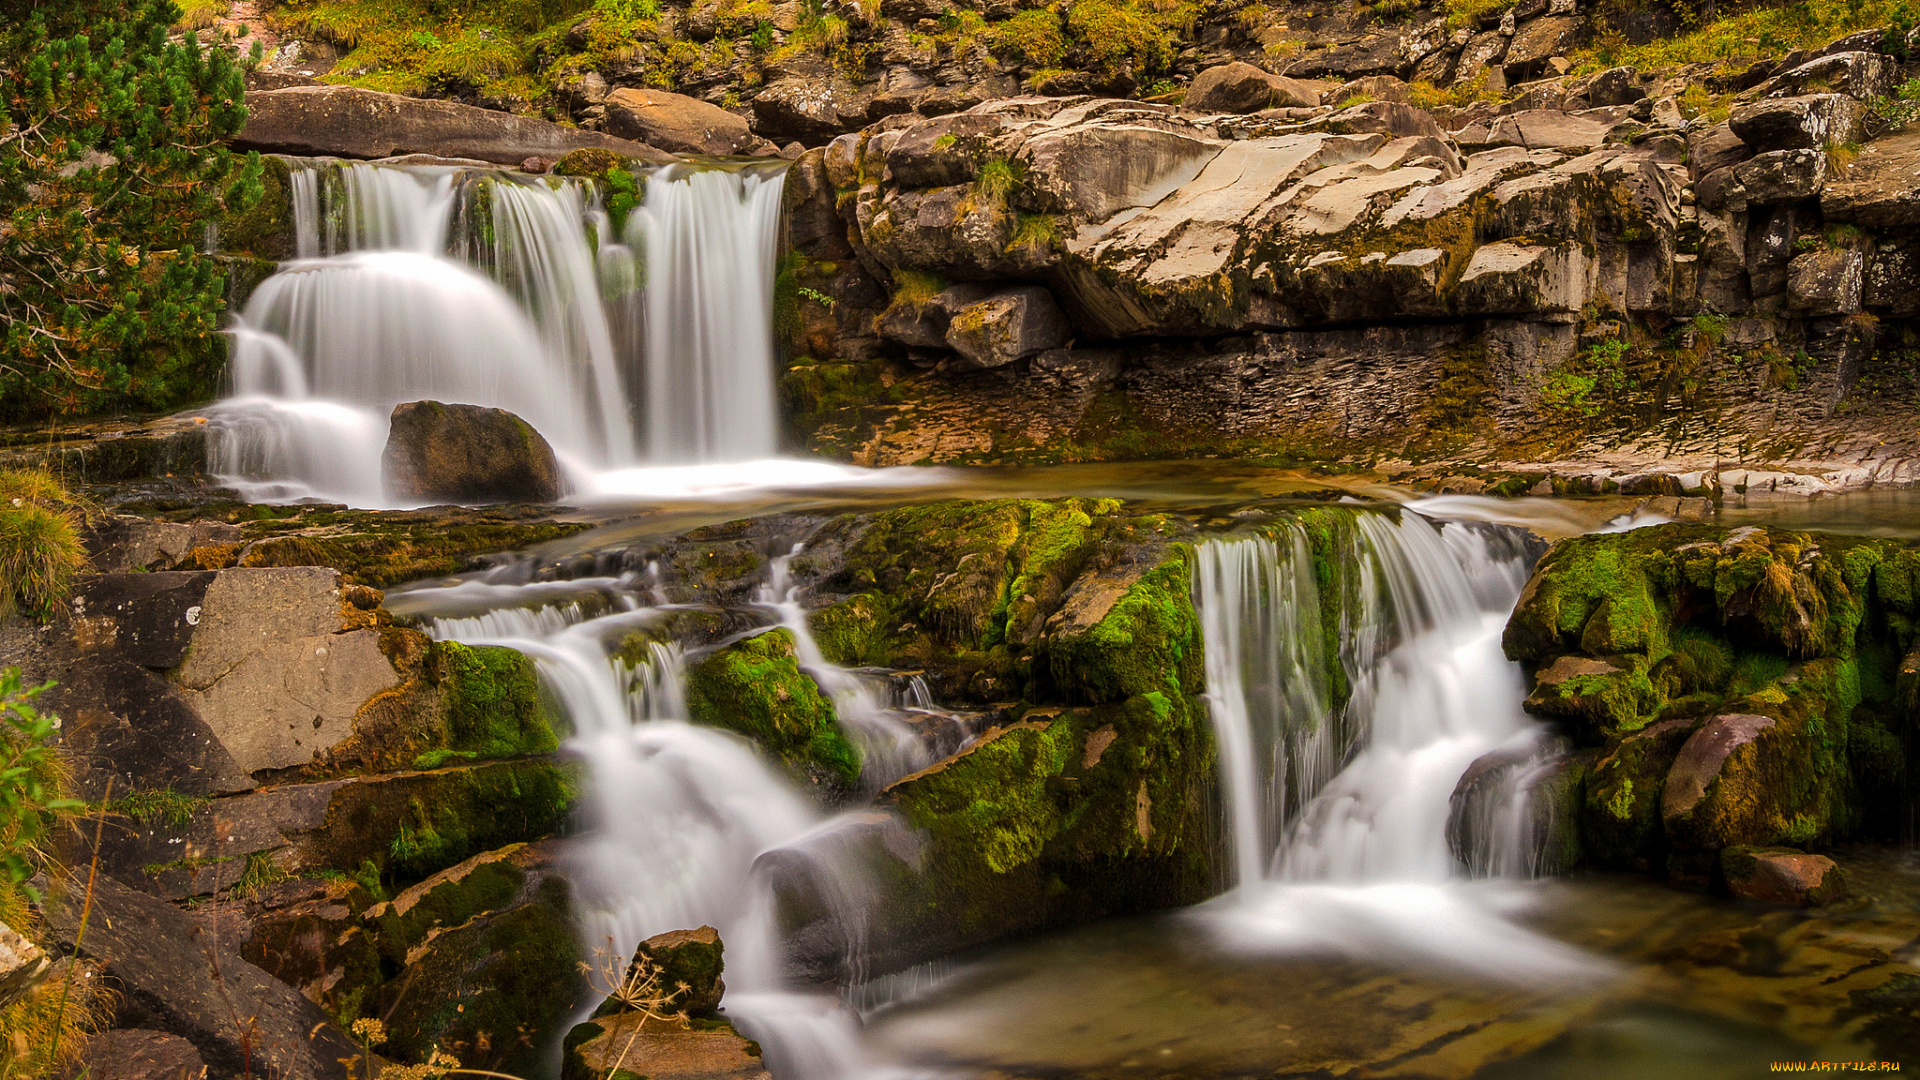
[603,88,760,156]
[237,85,672,166]
[1661,713,1777,844]
[944,287,1072,371]
[240,876,382,1022]
[1581,716,1697,868]
[42,873,359,1078]
[1520,653,1654,734]
[563,1013,770,1080]
[1722,846,1847,905]
[1788,248,1866,315]
[1446,744,1585,876]
[1185,62,1320,113]
[603,926,726,1019]
[71,1030,208,1080]
[684,629,860,789]
[383,400,564,505]
[1729,93,1863,152]
[378,874,586,1073]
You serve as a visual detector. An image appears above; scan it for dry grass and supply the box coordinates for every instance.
[0,469,88,621]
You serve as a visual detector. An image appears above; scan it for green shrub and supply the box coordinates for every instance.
[990,7,1068,68]
[1065,0,1193,82]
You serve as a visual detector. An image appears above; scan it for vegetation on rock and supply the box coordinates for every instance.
[683,628,862,788]
[0,0,262,420]
[0,469,89,620]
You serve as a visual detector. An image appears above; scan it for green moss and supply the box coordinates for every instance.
[1048,551,1201,704]
[106,787,210,829]
[684,629,862,788]
[989,7,1068,68]
[377,875,586,1073]
[892,720,1080,877]
[417,641,561,769]
[1065,0,1194,83]
[369,848,529,965]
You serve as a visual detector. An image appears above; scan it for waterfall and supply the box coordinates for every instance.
[1191,510,1602,981]
[210,157,790,506]
[419,569,946,1080]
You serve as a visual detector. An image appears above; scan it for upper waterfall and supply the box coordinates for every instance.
[210,157,789,506]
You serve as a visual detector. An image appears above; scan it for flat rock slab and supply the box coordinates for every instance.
[571,1013,771,1080]
[238,86,675,166]
[42,874,358,1078]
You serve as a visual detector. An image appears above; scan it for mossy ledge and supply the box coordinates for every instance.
[1504,522,1919,886]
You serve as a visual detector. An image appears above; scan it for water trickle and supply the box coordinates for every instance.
[210,158,790,506]
[1192,510,1601,981]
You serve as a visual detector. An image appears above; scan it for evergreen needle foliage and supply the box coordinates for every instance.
[0,0,264,421]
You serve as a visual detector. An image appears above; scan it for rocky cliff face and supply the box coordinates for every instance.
[772,27,1920,488]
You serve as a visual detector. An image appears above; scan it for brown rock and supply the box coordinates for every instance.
[1185,62,1320,113]
[1823,129,1920,228]
[382,400,564,505]
[1661,712,1775,842]
[237,86,672,166]
[567,1013,771,1080]
[944,287,1072,371]
[72,1029,208,1080]
[1502,16,1581,81]
[603,88,760,156]
[1722,846,1847,905]
[1788,248,1866,315]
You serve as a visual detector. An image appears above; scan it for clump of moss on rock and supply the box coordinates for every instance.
[684,629,862,789]
[415,640,560,769]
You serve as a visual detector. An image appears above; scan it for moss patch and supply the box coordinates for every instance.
[684,629,861,789]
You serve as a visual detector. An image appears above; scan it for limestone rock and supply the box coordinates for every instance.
[1722,846,1847,905]
[603,88,760,156]
[237,86,672,166]
[383,400,564,505]
[1787,248,1866,315]
[72,1030,209,1080]
[1185,62,1320,113]
[944,287,1072,370]
[173,567,401,777]
[42,873,359,1078]
[1455,242,1588,315]
[1729,93,1863,152]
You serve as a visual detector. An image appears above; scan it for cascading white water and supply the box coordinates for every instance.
[420,576,927,1080]
[209,157,791,506]
[1192,510,1601,981]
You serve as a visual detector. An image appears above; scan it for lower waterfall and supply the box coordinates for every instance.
[1191,510,1602,980]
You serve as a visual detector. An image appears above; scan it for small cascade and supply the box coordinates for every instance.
[1192,510,1599,980]
[760,547,962,791]
[211,157,789,506]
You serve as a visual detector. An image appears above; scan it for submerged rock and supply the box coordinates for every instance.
[1722,846,1848,905]
[383,400,565,505]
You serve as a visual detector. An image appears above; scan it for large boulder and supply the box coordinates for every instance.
[41,873,360,1078]
[1787,249,1866,315]
[383,400,565,505]
[1729,93,1863,152]
[1824,129,1920,228]
[1184,62,1320,113]
[237,86,673,166]
[944,287,1072,370]
[603,88,760,156]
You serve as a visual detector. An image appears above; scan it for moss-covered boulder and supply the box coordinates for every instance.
[1506,522,1918,877]
[377,874,587,1072]
[684,629,861,789]
[591,926,725,1020]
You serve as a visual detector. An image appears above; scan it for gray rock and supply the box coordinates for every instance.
[1485,109,1617,150]
[1759,50,1892,101]
[1688,122,1751,180]
[1455,242,1589,315]
[1865,246,1920,315]
[945,287,1072,370]
[1185,62,1320,113]
[67,572,218,671]
[1823,129,1920,228]
[1733,148,1825,204]
[1729,93,1863,151]
[237,86,673,166]
[85,516,242,574]
[751,76,874,143]
[783,149,852,259]
[1787,248,1866,315]
[383,399,564,505]
[73,1030,208,1080]
[1454,31,1509,87]
[1502,15,1581,81]
[41,873,360,1078]
[1582,66,1646,107]
[603,87,761,156]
